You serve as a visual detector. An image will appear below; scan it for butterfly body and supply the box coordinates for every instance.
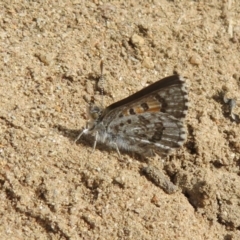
[80,75,189,157]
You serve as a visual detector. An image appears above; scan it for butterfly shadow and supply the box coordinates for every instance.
[54,124,149,163]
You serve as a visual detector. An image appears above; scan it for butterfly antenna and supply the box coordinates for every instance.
[99,58,104,107]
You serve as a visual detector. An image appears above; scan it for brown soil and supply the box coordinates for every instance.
[1,1,240,239]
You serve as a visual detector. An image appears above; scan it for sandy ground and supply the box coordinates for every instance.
[0,0,240,239]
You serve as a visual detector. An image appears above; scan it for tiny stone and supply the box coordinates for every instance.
[142,165,178,194]
[35,52,54,66]
[85,81,94,95]
[83,94,91,103]
[189,54,202,66]
[233,73,240,81]
[142,57,154,69]
[131,34,145,47]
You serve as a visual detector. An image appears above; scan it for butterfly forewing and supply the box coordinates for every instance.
[105,75,187,115]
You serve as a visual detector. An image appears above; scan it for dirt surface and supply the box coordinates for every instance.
[1,0,240,239]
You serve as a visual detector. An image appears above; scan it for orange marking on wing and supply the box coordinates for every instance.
[121,97,162,116]
[122,109,129,116]
[146,100,161,112]
[134,106,144,114]
[135,105,161,113]
[147,106,161,112]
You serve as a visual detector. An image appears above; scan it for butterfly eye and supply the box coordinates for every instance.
[88,105,102,120]
[91,112,100,120]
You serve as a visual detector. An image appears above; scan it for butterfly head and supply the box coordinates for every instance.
[87,104,103,124]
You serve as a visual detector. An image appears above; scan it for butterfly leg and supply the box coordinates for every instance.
[75,128,88,143]
[91,131,98,153]
[113,142,122,159]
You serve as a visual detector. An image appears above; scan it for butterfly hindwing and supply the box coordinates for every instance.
[106,112,186,156]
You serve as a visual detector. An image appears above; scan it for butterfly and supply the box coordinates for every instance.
[76,75,189,157]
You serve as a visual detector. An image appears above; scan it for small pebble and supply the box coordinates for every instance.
[131,34,145,47]
[142,165,178,194]
[142,57,154,69]
[189,54,202,66]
